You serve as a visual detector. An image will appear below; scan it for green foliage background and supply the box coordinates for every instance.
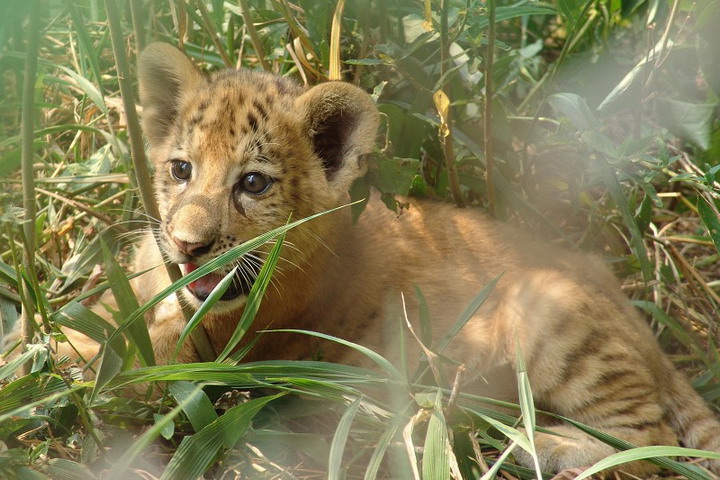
[0,0,719,478]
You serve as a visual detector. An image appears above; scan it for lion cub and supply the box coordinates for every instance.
[65,43,720,476]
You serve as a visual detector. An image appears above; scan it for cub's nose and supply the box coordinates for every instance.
[173,236,214,257]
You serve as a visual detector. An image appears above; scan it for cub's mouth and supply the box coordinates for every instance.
[182,262,253,302]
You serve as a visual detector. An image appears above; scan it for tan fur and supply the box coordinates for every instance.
[61,43,720,477]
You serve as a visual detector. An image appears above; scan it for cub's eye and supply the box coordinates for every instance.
[240,172,272,194]
[170,160,192,181]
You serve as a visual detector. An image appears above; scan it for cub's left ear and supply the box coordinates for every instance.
[295,82,379,194]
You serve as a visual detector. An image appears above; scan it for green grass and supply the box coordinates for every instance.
[1,0,720,478]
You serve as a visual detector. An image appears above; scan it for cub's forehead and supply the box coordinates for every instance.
[171,70,304,161]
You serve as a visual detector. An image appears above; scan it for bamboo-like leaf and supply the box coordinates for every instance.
[364,402,412,480]
[54,302,116,344]
[328,397,361,480]
[106,385,206,480]
[0,344,45,381]
[264,329,404,381]
[90,343,122,405]
[698,197,720,254]
[516,345,543,479]
[216,233,285,362]
[422,391,451,480]
[153,413,175,440]
[169,381,218,432]
[174,267,237,360]
[43,458,94,480]
[0,374,73,418]
[65,1,105,94]
[56,65,108,116]
[100,239,154,366]
[574,446,720,480]
[548,93,598,131]
[558,416,710,478]
[436,275,501,353]
[598,161,652,281]
[160,394,283,480]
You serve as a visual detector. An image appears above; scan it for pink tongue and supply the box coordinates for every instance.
[185,263,224,296]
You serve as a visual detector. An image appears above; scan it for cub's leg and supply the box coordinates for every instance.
[463,270,690,475]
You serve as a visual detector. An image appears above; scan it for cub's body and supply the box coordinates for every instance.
[63,43,720,476]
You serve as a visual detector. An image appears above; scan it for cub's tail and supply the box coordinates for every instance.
[663,360,720,474]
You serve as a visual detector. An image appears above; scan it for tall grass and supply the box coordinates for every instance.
[0,0,719,478]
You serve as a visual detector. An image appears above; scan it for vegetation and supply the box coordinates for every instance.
[1,0,719,478]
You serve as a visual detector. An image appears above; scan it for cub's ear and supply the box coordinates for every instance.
[138,42,206,146]
[295,82,379,194]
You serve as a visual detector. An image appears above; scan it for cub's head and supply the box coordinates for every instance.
[138,43,378,307]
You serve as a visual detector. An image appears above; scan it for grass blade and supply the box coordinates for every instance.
[328,397,361,480]
[106,385,206,480]
[516,344,543,479]
[160,393,283,480]
[169,381,218,432]
[598,161,652,281]
[573,446,720,480]
[174,267,237,360]
[436,275,501,353]
[216,233,285,362]
[264,329,404,382]
[698,196,720,254]
[100,240,154,366]
[421,391,451,480]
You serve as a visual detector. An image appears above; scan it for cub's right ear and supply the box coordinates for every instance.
[138,42,206,146]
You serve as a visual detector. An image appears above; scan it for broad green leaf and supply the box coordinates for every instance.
[153,413,176,440]
[107,361,385,396]
[548,93,597,132]
[328,398,361,480]
[160,394,283,480]
[169,381,218,432]
[656,99,715,150]
[414,286,432,346]
[698,197,720,254]
[0,261,18,288]
[467,408,533,453]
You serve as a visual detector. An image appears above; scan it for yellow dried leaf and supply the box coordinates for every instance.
[423,0,434,31]
[433,89,450,139]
